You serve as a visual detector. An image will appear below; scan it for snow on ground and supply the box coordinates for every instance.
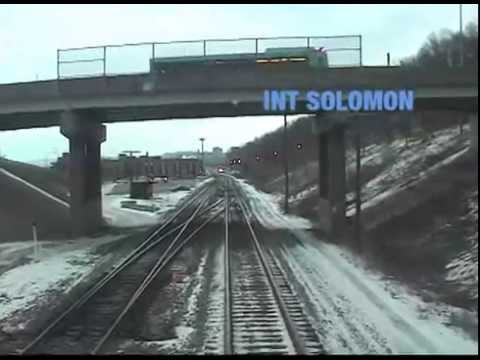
[291,184,317,204]
[283,230,477,354]
[234,176,477,354]
[347,146,470,217]
[102,177,213,228]
[0,176,213,335]
[235,178,312,229]
[345,126,469,216]
[288,140,392,207]
[201,243,225,354]
[0,242,43,268]
[445,189,478,301]
[132,249,211,353]
[102,182,160,228]
[266,160,318,193]
[183,250,209,325]
[103,191,182,228]
[285,126,470,213]
[349,142,386,168]
[0,236,121,274]
[0,234,123,332]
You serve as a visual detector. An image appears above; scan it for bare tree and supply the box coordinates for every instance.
[401,21,478,69]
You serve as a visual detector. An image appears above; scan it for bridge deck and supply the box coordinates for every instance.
[0,65,477,131]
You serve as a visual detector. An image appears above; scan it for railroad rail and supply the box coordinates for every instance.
[19,175,324,355]
[221,176,324,355]
[20,181,221,354]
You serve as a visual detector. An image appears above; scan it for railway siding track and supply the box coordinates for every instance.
[20,182,221,355]
[18,176,325,355]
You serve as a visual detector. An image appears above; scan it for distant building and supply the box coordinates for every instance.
[51,152,202,181]
[162,148,225,167]
[116,153,202,179]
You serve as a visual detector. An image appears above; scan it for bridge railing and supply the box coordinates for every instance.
[57,35,362,79]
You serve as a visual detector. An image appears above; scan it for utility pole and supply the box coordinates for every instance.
[122,150,141,185]
[354,131,362,252]
[459,4,465,135]
[144,151,154,179]
[199,137,205,175]
[283,114,289,214]
[459,4,464,67]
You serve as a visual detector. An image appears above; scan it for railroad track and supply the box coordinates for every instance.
[19,175,323,355]
[222,176,324,355]
[20,181,223,355]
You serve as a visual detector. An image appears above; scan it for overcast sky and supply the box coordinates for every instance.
[0,4,478,163]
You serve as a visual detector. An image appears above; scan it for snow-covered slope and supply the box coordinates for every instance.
[257,124,478,311]
[345,126,470,217]
[231,176,478,354]
[445,189,478,301]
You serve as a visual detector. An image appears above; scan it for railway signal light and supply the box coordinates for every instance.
[255,155,260,161]
[296,143,303,150]
[273,151,279,157]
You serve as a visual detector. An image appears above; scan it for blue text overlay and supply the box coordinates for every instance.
[263,89,415,112]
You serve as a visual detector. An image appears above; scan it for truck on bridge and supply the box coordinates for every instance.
[150,46,329,72]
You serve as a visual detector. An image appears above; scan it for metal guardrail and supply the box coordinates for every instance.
[57,35,362,79]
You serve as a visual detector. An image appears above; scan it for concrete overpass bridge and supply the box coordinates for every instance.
[0,36,477,237]
[0,64,477,130]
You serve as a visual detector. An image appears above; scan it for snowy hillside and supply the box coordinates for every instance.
[260,124,478,312]
[445,189,478,301]
[344,126,471,217]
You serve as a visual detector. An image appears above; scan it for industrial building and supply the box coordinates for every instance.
[52,152,202,182]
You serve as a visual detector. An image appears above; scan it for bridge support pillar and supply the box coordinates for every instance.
[60,110,106,237]
[315,115,347,238]
[328,124,347,237]
[469,113,478,155]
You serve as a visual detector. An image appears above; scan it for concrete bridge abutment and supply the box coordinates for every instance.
[60,110,106,237]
